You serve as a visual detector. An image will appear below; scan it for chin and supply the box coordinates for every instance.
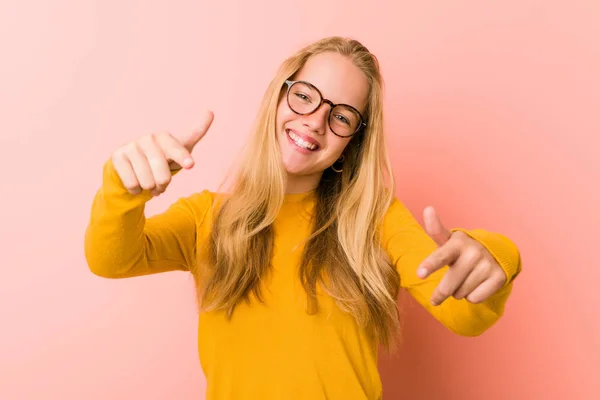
[281,157,309,176]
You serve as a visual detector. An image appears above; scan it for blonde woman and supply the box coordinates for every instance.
[85,36,522,399]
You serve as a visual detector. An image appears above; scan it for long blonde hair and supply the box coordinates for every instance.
[194,36,400,350]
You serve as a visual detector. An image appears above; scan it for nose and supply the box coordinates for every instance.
[301,102,331,135]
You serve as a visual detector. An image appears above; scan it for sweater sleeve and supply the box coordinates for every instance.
[84,158,212,279]
[381,198,522,336]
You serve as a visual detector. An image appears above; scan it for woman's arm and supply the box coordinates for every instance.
[382,198,522,336]
[84,159,211,278]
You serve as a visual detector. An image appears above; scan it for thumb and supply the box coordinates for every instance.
[181,110,214,151]
[423,206,452,246]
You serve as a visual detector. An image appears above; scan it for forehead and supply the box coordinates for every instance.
[294,52,369,113]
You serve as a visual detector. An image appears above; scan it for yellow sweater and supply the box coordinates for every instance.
[85,159,521,400]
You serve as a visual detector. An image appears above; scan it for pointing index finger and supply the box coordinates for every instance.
[423,206,452,246]
[182,110,214,151]
[417,241,461,279]
[155,133,194,171]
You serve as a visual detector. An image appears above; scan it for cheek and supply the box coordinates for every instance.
[276,99,294,129]
[325,138,350,162]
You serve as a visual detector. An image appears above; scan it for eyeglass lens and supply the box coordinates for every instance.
[287,81,361,137]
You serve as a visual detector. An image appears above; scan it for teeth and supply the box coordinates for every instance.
[288,131,317,150]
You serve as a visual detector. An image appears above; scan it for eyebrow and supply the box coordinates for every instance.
[298,79,364,112]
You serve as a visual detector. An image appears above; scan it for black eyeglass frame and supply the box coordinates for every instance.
[284,80,367,138]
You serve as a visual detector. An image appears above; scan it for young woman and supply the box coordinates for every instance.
[85,36,521,399]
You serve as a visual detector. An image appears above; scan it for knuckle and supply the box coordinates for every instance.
[453,230,467,240]
[111,149,124,161]
[466,293,483,304]
[139,181,156,190]
[137,136,155,152]
[155,176,171,187]
[437,286,452,298]
[452,231,468,245]
[494,272,507,286]
[435,252,449,266]
[147,156,165,168]
[124,142,140,155]
[464,247,482,263]
[154,132,174,147]
[155,131,172,139]
[479,260,493,273]
[122,182,139,191]
[141,133,157,143]
[469,246,483,258]
[452,290,465,300]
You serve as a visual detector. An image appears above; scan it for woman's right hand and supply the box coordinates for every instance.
[111,110,214,197]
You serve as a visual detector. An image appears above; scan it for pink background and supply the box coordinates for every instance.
[1,1,598,399]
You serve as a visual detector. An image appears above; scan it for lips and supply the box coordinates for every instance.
[286,129,321,150]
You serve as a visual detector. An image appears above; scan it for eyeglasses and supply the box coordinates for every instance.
[284,80,367,138]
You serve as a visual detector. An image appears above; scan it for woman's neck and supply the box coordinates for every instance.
[285,171,322,194]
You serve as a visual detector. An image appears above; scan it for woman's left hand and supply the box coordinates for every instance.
[416,206,507,306]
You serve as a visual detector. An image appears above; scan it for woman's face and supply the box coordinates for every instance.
[276,52,369,191]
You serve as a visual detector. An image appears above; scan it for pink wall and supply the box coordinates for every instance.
[1,1,598,399]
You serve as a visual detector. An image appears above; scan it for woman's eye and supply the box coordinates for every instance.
[334,114,350,125]
[295,92,310,102]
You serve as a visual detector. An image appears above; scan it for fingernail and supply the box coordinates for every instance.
[182,158,193,168]
[417,267,428,278]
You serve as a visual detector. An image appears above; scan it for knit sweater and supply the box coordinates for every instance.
[84,159,521,399]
